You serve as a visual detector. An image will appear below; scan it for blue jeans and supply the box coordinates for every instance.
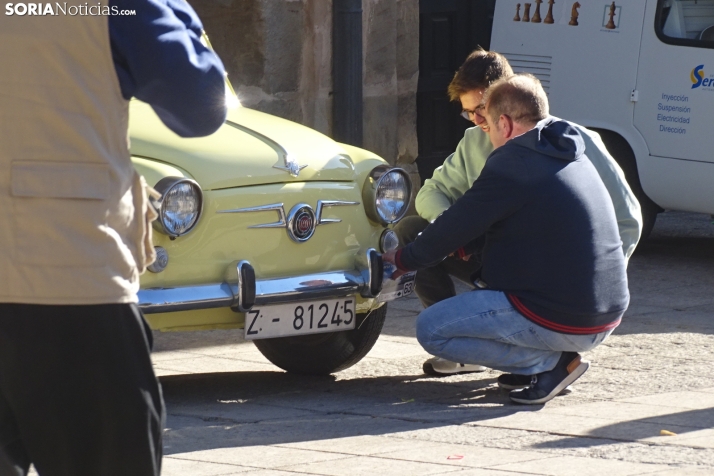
[416,290,613,375]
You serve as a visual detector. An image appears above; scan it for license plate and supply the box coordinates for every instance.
[378,269,416,302]
[244,297,356,340]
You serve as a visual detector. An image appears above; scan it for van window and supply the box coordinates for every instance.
[657,0,714,48]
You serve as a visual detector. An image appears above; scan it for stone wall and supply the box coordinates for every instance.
[192,0,419,178]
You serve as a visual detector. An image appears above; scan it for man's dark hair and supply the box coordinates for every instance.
[447,48,514,101]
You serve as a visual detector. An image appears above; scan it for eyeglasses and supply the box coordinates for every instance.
[460,107,490,131]
[460,108,479,121]
[460,106,486,123]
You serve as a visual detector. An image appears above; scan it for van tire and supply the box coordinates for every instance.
[252,304,387,375]
[591,129,662,242]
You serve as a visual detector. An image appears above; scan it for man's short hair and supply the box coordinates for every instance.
[447,48,513,101]
[484,74,549,126]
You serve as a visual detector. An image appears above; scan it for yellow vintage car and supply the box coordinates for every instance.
[130,95,414,375]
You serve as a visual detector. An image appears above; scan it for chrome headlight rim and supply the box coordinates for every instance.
[152,177,204,238]
[380,229,400,253]
[362,165,412,226]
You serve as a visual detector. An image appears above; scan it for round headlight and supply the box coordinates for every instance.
[153,177,203,238]
[362,166,412,225]
[380,229,400,253]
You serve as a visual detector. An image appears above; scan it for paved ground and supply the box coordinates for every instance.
[148,211,714,476]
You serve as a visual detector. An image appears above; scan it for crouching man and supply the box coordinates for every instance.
[384,74,629,405]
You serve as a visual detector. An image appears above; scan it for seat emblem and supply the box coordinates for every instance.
[217,200,359,243]
[289,204,316,242]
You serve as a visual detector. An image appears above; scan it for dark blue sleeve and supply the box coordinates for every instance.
[109,0,227,137]
[399,151,531,270]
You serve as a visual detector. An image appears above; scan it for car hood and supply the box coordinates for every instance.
[129,101,355,190]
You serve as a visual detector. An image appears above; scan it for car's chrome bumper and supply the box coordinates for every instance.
[138,249,384,314]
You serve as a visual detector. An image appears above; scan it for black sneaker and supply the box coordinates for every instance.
[497,373,532,390]
[509,352,589,405]
[498,373,574,395]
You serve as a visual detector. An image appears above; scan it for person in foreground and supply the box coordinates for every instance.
[385,74,630,405]
[395,49,641,377]
[0,1,226,474]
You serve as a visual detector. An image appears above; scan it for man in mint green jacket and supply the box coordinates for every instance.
[395,49,642,377]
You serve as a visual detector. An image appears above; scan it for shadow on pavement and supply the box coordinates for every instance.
[159,370,538,454]
[531,407,714,449]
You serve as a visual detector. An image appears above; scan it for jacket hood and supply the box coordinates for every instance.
[510,116,585,162]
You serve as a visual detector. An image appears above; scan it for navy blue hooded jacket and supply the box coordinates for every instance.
[396,118,630,334]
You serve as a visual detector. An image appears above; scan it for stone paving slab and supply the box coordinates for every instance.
[480,434,714,467]
[240,470,305,475]
[358,338,430,359]
[448,468,536,476]
[619,390,714,409]
[274,454,466,476]
[375,442,553,468]
[175,345,271,359]
[641,428,714,449]
[163,413,430,453]
[154,355,276,377]
[470,411,700,441]
[543,400,714,429]
[167,401,315,425]
[277,435,445,457]
[446,469,540,476]
[488,454,670,475]
[173,446,353,470]
[647,469,714,476]
[151,350,204,363]
[385,306,423,319]
[382,424,542,446]
[161,456,253,475]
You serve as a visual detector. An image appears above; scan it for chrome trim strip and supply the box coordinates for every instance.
[254,270,363,305]
[315,200,360,226]
[138,269,365,314]
[216,201,359,231]
[216,203,287,229]
[139,283,236,314]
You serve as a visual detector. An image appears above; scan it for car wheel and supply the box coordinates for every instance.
[253,304,387,375]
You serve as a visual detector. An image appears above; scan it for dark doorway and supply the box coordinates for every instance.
[416,0,496,183]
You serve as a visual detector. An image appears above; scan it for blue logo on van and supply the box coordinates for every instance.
[691,65,706,88]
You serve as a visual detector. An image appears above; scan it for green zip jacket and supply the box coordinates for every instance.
[415,122,643,260]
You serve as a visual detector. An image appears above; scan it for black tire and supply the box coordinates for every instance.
[252,304,387,375]
[591,129,663,242]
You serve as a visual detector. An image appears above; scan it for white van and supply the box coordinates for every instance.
[491,0,714,237]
